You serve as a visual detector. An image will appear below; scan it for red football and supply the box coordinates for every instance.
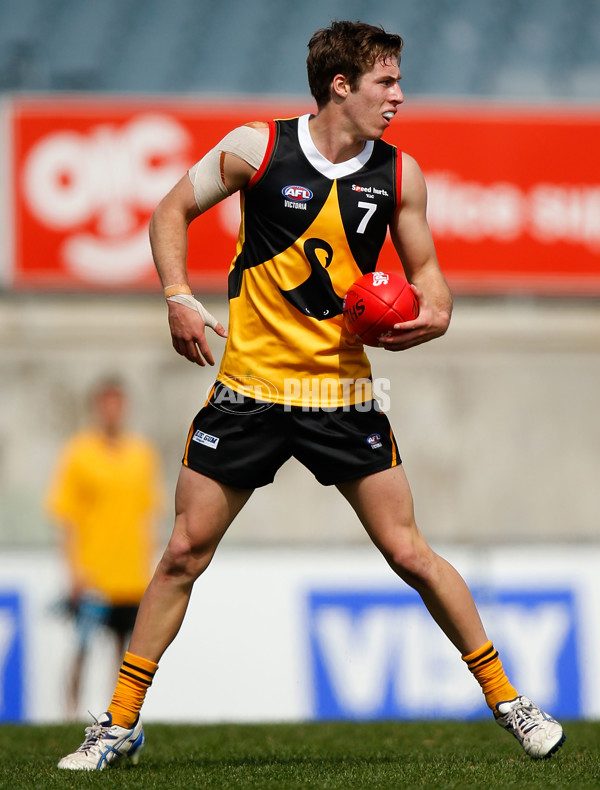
[343,271,419,346]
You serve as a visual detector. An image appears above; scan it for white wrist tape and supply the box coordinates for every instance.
[188,125,268,212]
[167,294,220,330]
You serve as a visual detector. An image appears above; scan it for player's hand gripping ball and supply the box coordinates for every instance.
[343,271,419,346]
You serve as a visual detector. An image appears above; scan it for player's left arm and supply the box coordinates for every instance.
[382,152,453,351]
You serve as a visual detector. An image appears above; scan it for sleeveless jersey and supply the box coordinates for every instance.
[217,114,402,408]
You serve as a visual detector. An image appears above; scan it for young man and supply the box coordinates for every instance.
[58,21,564,770]
[46,378,163,718]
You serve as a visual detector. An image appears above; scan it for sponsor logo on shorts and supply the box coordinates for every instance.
[192,429,220,449]
[366,432,382,449]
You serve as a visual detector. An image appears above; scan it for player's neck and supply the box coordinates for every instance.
[98,424,124,444]
[307,111,367,164]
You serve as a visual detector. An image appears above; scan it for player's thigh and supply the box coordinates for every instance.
[337,464,420,548]
[172,464,253,553]
[339,468,447,587]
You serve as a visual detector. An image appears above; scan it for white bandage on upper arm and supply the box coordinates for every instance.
[187,125,268,213]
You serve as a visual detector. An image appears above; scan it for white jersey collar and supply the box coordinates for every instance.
[297,114,374,179]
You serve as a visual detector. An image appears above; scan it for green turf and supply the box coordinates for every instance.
[0,720,598,789]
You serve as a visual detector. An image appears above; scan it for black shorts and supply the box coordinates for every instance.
[105,605,139,636]
[73,598,139,648]
[182,383,401,488]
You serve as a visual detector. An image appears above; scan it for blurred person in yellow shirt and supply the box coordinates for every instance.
[46,377,164,718]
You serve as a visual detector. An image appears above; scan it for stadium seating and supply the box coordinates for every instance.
[0,0,598,98]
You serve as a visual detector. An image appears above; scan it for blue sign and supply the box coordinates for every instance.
[306,587,580,720]
[0,591,25,722]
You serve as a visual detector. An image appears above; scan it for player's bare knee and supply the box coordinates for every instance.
[384,538,436,588]
[159,531,214,582]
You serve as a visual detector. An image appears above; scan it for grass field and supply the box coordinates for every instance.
[1,719,599,789]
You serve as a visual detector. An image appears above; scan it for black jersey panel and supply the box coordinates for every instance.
[337,142,398,275]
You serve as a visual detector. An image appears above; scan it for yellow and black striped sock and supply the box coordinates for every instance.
[108,651,158,728]
[462,640,518,713]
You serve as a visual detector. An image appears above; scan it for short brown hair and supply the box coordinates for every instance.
[307,20,404,109]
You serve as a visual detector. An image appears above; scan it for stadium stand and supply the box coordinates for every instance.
[0,0,599,98]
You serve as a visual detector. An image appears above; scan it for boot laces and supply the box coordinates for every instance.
[76,713,110,754]
[505,698,539,735]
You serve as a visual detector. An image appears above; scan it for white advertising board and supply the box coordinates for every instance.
[0,545,596,723]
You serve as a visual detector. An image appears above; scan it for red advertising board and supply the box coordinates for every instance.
[10,97,600,295]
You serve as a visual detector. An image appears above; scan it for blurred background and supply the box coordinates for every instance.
[0,0,599,725]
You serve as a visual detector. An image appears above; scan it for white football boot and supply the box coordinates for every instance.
[57,711,145,770]
[496,696,565,759]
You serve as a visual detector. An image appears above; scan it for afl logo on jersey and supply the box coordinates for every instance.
[282,185,313,202]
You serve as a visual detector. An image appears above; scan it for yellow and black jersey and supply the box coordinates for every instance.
[217,114,402,407]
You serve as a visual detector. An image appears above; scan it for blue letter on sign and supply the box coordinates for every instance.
[0,592,25,721]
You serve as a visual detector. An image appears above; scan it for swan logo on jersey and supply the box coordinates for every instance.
[282,185,313,202]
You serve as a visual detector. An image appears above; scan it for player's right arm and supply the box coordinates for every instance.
[150,176,223,366]
[149,124,268,366]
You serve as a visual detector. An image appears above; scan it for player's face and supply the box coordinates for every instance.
[96,387,126,434]
[346,57,403,140]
